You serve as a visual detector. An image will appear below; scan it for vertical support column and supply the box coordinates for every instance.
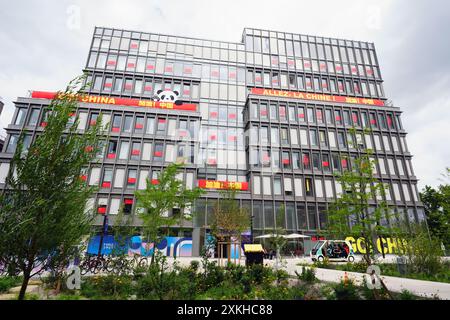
[192,227,202,257]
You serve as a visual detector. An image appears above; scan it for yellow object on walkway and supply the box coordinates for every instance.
[244,244,264,253]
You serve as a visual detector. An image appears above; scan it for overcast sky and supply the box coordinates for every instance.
[0,0,449,189]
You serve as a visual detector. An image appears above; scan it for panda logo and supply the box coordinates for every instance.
[154,89,182,105]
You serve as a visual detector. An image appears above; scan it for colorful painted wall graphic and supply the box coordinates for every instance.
[87,236,193,257]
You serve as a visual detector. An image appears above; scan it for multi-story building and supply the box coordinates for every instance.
[0,100,4,151]
[0,27,425,255]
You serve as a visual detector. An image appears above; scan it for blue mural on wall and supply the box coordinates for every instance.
[87,235,193,257]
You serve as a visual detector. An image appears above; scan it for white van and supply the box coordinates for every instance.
[310,240,355,262]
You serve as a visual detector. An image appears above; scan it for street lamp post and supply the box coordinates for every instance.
[250,215,255,243]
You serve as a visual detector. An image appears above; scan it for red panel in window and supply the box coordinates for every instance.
[351,66,357,73]
[260,110,268,116]
[335,115,342,121]
[279,109,286,116]
[298,113,305,118]
[184,67,192,74]
[288,59,295,66]
[144,85,153,91]
[107,60,116,66]
[352,114,358,122]
[336,65,342,71]
[131,149,140,156]
[303,155,310,165]
[154,151,162,157]
[165,66,173,72]
[207,158,217,165]
[282,159,290,165]
[107,153,116,159]
[124,199,134,204]
[104,83,112,88]
[255,76,261,82]
[338,84,344,90]
[322,161,329,167]
[210,111,218,118]
[229,72,236,79]
[228,135,237,142]
[272,79,279,84]
[151,179,159,185]
[41,122,48,127]
[80,175,87,181]
[127,63,135,68]
[85,146,93,152]
[135,123,143,129]
[158,119,166,124]
[112,127,120,132]
[263,155,270,162]
[387,116,393,127]
[341,159,348,167]
[146,64,155,70]
[127,178,136,184]
[304,61,311,68]
[102,181,111,188]
[271,58,279,64]
[183,89,190,95]
[209,135,216,141]
[211,71,219,77]
[316,111,323,120]
[366,68,373,75]
[370,119,377,125]
[130,43,138,49]
[97,206,106,214]
[124,84,132,90]
[179,130,187,137]
[228,113,236,119]
[322,82,328,88]
[320,63,326,70]
[90,120,97,126]
[306,81,312,87]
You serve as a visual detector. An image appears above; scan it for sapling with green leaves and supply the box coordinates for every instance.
[135,162,204,264]
[0,75,104,300]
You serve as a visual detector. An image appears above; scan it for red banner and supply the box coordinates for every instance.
[31,91,197,111]
[250,88,385,106]
[198,180,248,191]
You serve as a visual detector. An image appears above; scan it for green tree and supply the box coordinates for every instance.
[420,168,450,250]
[0,76,103,300]
[325,128,394,266]
[269,205,287,271]
[210,189,251,264]
[135,162,204,264]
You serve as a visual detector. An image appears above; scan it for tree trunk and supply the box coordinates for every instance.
[151,244,156,265]
[18,264,33,300]
[227,237,231,264]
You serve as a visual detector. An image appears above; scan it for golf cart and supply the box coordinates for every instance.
[311,240,355,262]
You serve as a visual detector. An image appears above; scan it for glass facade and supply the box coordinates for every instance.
[0,27,424,240]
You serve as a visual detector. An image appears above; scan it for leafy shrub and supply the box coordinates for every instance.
[399,289,417,300]
[313,258,330,269]
[404,225,444,275]
[360,276,390,300]
[81,275,132,299]
[56,293,83,300]
[333,279,360,300]
[0,276,22,293]
[296,266,316,283]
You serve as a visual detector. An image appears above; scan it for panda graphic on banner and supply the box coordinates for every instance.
[153,89,182,105]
